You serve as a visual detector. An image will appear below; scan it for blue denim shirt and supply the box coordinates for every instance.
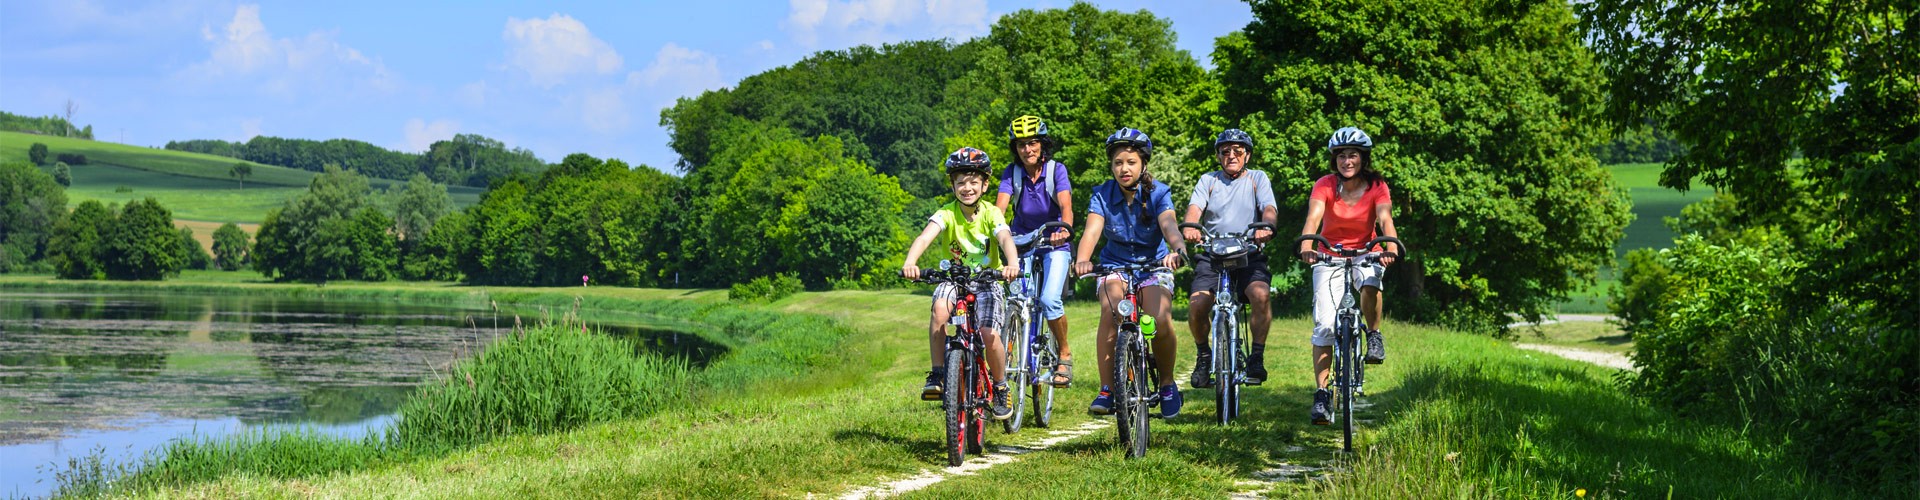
[1088,179,1173,266]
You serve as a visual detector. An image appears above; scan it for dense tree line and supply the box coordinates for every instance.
[0,110,91,139]
[164,134,545,187]
[0,161,68,272]
[46,199,194,280]
[1587,0,1915,489]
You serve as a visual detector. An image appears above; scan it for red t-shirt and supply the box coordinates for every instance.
[1310,175,1392,252]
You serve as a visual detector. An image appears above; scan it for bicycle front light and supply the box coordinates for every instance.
[1115,299,1136,318]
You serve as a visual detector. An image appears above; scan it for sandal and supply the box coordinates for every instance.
[1048,360,1074,387]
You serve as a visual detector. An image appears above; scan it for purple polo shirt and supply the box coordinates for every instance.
[998,161,1073,250]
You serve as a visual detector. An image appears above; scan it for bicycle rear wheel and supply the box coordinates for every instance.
[943,348,968,466]
[1126,334,1152,458]
[1003,312,1030,434]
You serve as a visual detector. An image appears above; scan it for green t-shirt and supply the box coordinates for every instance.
[927,201,1010,267]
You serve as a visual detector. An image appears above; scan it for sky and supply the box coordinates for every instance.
[0,0,1253,172]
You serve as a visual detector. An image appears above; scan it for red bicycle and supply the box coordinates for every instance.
[909,260,1008,466]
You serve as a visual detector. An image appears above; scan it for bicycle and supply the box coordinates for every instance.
[1001,221,1070,433]
[907,260,1009,466]
[1079,263,1170,458]
[1296,234,1402,453]
[1180,221,1273,425]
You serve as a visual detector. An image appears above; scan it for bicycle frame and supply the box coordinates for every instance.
[1297,234,1402,453]
[1181,221,1271,426]
[910,261,1005,466]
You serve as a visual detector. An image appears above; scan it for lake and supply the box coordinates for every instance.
[0,291,718,498]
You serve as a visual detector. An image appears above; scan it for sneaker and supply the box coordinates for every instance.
[1245,353,1267,386]
[1088,387,1115,415]
[921,369,945,401]
[990,382,1013,420]
[1310,388,1332,425]
[1189,350,1214,388]
[1365,329,1386,364]
[1159,384,1183,419]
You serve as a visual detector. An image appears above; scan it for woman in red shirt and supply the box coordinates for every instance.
[1294,126,1402,425]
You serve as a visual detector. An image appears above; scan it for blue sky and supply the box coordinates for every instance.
[1,1,1252,171]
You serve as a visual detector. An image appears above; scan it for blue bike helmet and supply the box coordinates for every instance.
[1326,126,1374,153]
[1104,127,1153,162]
[1214,128,1254,150]
[944,147,992,178]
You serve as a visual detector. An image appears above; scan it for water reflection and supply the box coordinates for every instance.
[0,291,722,498]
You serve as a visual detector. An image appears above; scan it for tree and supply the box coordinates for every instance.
[28,143,47,165]
[1583,0,1915,486]
[251,164,394,282]
[389,173,452,241]
[48,200,113,279]
[400,211,464,281]
[229,163,252,189]
[1214,0,1631,332]
[0,160,68,272]
[101,198,184,280]
[456,179,540,285]
[211,222,250,271]
[63,99,77,138]
[176,227,213,270]
[52,161,71,187]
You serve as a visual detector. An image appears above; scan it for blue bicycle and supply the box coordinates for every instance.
[1002,221,1070,433]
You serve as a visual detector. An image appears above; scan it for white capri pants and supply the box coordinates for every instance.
[1311,262,1385,347]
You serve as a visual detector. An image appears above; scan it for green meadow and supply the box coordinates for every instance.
[1552,163,1713,314]
[0,131,482,224]
[0,274,1866,499]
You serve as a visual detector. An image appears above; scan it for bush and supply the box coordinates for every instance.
[729,273,803,302]
[52,161,71,186]
[28,142,48,165]
[56,152,87,165]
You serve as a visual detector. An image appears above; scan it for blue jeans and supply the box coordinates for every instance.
[1035,248,1070,321]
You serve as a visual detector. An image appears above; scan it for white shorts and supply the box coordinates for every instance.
[1096,268,1175,295]
[1311,262,1385,347]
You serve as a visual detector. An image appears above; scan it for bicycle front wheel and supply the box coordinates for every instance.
[1213,311,1237,425]
[943,348,968,466]
[1004,311,1030,434]
[1338,330,1357,452]
[1032,327,1056,428]
[1126,333,1152,458]
[1112,332,1134,452]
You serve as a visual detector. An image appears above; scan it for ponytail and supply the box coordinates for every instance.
[1137,170,1157,226]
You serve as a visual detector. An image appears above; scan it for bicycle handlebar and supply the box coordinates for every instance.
[902,264,1008,285]
[1294,234,1405,262]
[1073,263,1171,281]
[1012,221,1072,250]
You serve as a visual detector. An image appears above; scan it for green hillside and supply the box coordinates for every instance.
[1558,163,1714,313]
[1,131,481,224]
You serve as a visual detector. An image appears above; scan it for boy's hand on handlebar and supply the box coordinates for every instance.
[1181,227,1203,243]
[1073,260,1093,277]
[901,265,921,280]
[1000,265,1019,281]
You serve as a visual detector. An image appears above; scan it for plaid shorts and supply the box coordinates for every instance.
[934,281,1005,331]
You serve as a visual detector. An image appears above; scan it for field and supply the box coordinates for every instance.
[0,131,483,225]
[0,275,1864,499]
[1552,163,1713,314]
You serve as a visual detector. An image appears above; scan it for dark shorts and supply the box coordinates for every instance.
[1191,252,1271,301]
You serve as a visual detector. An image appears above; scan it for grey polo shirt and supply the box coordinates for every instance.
[1188,169,1277,233]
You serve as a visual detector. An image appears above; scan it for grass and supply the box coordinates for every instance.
[6,275,1871,498]
[0,131,483,224]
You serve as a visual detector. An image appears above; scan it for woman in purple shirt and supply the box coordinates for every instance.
[995,115,1077,386]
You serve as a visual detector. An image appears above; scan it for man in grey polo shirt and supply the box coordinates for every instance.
[1180,129,1279,388]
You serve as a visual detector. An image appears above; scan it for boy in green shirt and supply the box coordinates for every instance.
[902,147,1022,420]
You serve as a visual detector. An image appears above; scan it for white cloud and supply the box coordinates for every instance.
[783,0,988,47]
[502,14,623,88]
[402,119,461,152]
[183,4,396,95]
[633,43,723,90]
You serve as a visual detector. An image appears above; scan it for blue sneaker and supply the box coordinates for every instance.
[1088,387,1114,415]
[1159,384,1182,419]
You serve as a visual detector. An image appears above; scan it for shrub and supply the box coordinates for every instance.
[28,142,48,165]
[729,273,802,302]
[56,152,87,165]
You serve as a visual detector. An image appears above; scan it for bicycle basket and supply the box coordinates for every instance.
[1206,237,1255,270]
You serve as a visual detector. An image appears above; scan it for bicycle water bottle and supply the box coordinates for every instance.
[1140,314,1157,340]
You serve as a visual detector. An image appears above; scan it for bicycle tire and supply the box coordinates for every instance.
[1032,329,1056,428]
[1127,333,1152,458]
[1112,331,1134,452]
[1213,310,1236,425]
[1339,327,1357,453]
[944,347,968,466]
[967,350,987,455]
[1004,311,1030,434]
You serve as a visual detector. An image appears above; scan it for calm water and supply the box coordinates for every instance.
[0,292,718,498]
